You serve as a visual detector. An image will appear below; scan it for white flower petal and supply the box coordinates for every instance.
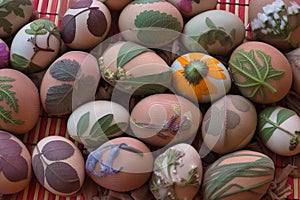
[258,13,269,23]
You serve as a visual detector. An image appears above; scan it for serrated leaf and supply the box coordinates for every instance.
[90,114,114,137]
[117,42,152,68]
[0,18,12,34]
[50,59,81,82]
[60,14,76,44]
[77,112,90,137]
[205,17,217,29]
[104,122,127,136]
[131,0,163,4]
[87,9,107,37]
[0,105,24,125]
[260,126,276,143]
[276,109,295,125]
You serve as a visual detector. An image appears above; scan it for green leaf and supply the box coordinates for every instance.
[131,0,163,4]
[76,112,90,137]
[11,54,43,73]
[260,126,276,143]
[50,59,82,82]
[0,105,24,125]
[258,107,276,131]
[0,0,32,19]
[90,114,114,137]
[117,42,152,68]
[277,109,295,125]
[104,122,127,136]
[205,17,217,29]
[0,77,18,112]
[0,17,12,34]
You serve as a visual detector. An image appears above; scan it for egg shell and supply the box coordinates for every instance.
[229,41,293,104]
[10,19,61,73]
[86,137,154,192]
[201,95,257,154]
[0,39,9,68]
[0,0,34,37]
[0,68,40,134]
[286,47,300,96]
[103,0,132,11]
[40,51,101,115]
[60,0,112,50]
[101,41,171,95]
[150,143,203,200]
[31,136,85,196]
[0,130,32,194]
[118,0,184,48]
[171,52,231,103]
[130,93,202,147]
[182,10,246,57]
[258,106,300,156]
[249,0,300,50]
[67,100,130,151]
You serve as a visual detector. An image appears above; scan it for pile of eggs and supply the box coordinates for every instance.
[1,0,300,199]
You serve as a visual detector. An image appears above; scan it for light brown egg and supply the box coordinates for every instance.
[31,136,85,196]
[40,51,101,115]
[130,93,202,147]
[286,47,300,96]
[229,41,292,104]
[86,137,154,192]
[203,150,275,200]
[0,130,32,195]
[0,68,40,134]
[103,0,132,11]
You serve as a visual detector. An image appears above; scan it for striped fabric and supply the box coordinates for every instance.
[5,0,299,199]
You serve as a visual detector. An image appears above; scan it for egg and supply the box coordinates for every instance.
[103,0,132,11]
[229,41,293,104]
[0,68,40,134]
[202,150,275,200]
[182,10,246,57]
[86,137,153,192]
[201,95,257,154]
[40,51,101,115]
[0,0,34,37]
[258,106,300,156]
[130,93,202,147]
[286,47,300,96]
[67,100,130,151]
[0,39,9,68]
[31,136,85,196]
[171,52,231,103]
[150,143,202,200]
[10,19,61,73]
[100,41,172,95]
[249,0,300,51]
[118,0,184,48]
[0,130,32,195]
[60,0,112,50]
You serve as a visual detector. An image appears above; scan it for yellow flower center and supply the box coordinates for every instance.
[184,60,209,85]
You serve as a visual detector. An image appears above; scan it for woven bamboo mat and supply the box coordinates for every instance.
[4,0,299,199]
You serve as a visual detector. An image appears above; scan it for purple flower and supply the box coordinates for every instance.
[0,43,9,68]
[177,0,193,13]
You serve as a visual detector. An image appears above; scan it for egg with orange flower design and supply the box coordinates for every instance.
[171,53,231,103]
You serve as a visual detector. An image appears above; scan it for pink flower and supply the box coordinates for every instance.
[0,43,9,68]
[177,0,193,13]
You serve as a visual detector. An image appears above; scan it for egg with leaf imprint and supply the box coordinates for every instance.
[67,100,130,152]
[0,68,40,134]
[286,47,300,96]
[0,39,9,68]
[100,41,171,96]
[60,0,111,50]
[10,19,61,73]
[0,130,32,195]
[182,9,246,57]
[40,51,101,116]
[258,106,300,156]
[32,136,85,196]
[0,0,34,37]
[130,93,202,147]
[86,137,154,192]
[229,41,292,104]
[118,0,184,48]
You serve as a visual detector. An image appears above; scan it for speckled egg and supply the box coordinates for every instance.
[258,106,300,156]
[32,136,85,196]
[202,95,257,154]
[86,137,154,192]
[171,52,231,103]
[150,143,202,200]
[203,150,275,200]
[40,51,101,115]
[118,0,184,48]
[249,0,300,50]
[229,41,293,104]
[0,68,40,134]
[182,9,246,57]
[0,131,32,195]
[0,0,34,37]
[60,0,111,50]
[10,19,61,73]
[130,93,202,147]
[0,39,9,68]
[67,100,130,151]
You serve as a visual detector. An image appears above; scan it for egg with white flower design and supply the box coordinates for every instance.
[249,0,300,50]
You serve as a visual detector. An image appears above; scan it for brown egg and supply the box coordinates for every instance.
[203,150,275,200]
[31,136,85,196]
[286,47,300,95]
[229,41,292,104]
[130,93,202,147]
[0,68,40,134]
[0,131,32,195]
[202,95,257,154]
[103,0,132,11]
[40,51,101,115]
[86,137,153,192]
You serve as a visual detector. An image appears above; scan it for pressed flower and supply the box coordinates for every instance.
[177,0,193,13]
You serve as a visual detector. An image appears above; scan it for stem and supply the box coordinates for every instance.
[262,116,296,137]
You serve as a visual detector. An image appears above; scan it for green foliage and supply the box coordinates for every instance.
[11,54,42,73]
[50,59,81,82]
